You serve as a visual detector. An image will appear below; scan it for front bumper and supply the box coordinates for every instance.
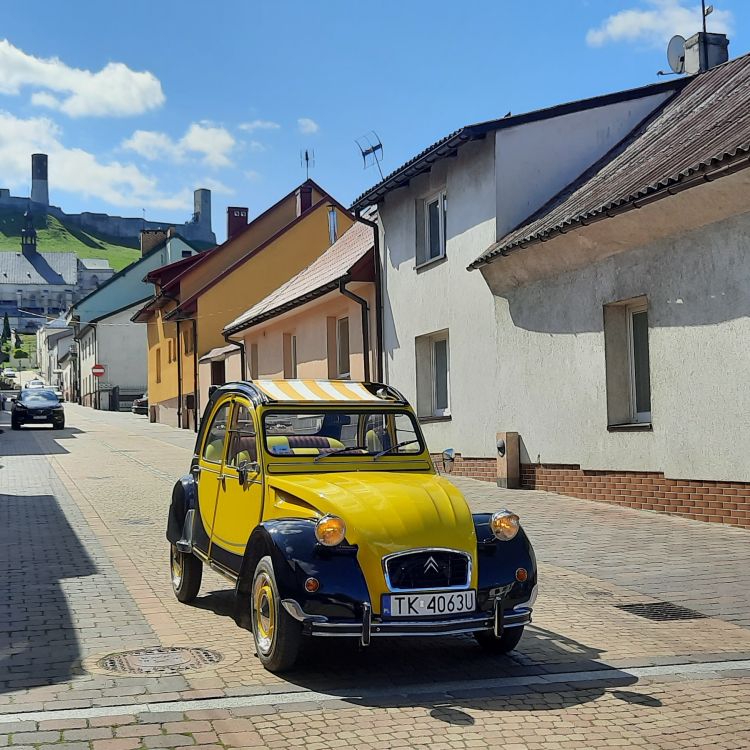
[282,597,532,646]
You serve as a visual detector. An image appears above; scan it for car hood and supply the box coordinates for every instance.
[267,471,478,605]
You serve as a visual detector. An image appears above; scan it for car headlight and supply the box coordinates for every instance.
[490,510,520,541]
[315,515,346,546]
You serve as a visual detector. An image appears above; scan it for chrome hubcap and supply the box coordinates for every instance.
[170,546,183,590]
[253,573,275,656]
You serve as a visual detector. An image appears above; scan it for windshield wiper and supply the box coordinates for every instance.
[373,440,420,460]
[313,445,369,463]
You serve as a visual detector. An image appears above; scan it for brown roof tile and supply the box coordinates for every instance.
[470,53,750,269]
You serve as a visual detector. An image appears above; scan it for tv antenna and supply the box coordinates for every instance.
[702,1,713,34]
[356,131,384,180]
[300,149,315,179]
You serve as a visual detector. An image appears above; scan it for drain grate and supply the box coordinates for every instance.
[97,646,222,675]
[615,601,708,621]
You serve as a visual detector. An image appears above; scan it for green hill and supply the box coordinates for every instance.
[0,208,140,271]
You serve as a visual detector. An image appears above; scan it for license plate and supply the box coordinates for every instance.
[383,590,476,618]
[32,415,46,420]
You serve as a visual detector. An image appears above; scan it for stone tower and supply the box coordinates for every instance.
[193,188,211,229]
[31,153,49,206]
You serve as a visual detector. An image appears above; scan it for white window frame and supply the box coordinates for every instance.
[626,302,651,424]
[431,334,450,417]
[419,190,447,267]
[336,316,350,379]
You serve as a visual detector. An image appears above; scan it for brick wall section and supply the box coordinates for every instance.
[521,463,750,529]
[430,454,496,482]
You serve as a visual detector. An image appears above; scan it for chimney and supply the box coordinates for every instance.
[295,184,313,216]
[227,207,249,240]
[31,153,49,206]
[684,32,729,74]
[140,228,168,256]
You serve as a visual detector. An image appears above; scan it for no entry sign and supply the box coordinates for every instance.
[92,364,106,378]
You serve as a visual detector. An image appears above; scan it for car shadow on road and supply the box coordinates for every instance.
[0,424,83,455]
[193,589,643,712]
[0,494,97,694]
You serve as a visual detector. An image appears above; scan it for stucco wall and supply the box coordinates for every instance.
[488,212,750,483]
[494,91,673,238]
[379,139,499,456]
[241,284,376,381]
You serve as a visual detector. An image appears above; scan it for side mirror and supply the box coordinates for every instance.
[237,459,260,485]
[442,448,455,474]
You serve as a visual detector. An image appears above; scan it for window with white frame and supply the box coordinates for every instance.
[283,333,298,379]
[604,297,652,426]
[415,330,450,419]
[336,317,350,378]
[416,190,447,266]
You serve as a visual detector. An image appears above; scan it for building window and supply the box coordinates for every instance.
[328,206,338,245]
[604,297,652,426]
[249,343,259,380]
[183,328,194,355]
[336,317,350,379]
[167,338,176,363]
[211,360,226,386]
[415,330,450,419]
[155,348,162,384]
[417,190,447,266]
[283,333,298,379]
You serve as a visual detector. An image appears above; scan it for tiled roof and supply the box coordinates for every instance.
[470,53,750,269]
[223,222,374,335]
[351,80,684,211]
[0,251,78,285]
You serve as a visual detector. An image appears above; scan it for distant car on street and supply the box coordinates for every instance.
[24,379,46,389]
[2,368,17,378]
[132,393,148,415]
[11,389,65,430]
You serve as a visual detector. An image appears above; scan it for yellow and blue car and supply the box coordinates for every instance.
[167,379,537,672]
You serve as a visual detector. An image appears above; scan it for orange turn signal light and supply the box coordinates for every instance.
[304,577,320,593]
[515,568,528,582]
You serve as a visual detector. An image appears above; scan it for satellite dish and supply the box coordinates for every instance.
[667,35,686,74]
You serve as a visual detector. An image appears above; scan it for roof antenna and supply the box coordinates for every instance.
[356,132,384,180]
[300,149,315,179]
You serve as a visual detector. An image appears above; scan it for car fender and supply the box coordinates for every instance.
[236,519,370,620]
[472,513,537,607]
[166,475,197,545]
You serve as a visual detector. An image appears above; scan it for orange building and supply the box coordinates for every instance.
[134,181,355,427]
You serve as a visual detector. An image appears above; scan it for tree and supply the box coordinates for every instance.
[14,331,22,349]
[1,312,10,342]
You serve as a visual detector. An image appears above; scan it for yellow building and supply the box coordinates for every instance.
[134,181,354,427]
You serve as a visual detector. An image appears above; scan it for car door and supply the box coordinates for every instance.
[193,398,232,558]
[209,399,264,574]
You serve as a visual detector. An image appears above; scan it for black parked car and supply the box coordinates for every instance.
[12,389,65,430]
[132,392,148,415]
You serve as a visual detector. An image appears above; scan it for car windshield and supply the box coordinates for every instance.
[20,390,59,404]
[262,409,424,459]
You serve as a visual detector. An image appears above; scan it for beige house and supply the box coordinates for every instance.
[223,221,379,383]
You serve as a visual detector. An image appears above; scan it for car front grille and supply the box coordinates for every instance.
[385,549,470,591]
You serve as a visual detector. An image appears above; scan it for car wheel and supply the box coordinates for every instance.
[474,625,525,654]
[170,544,202,603]
[11,420,20,430]
[251,555,302,673]
[54,421,65,430]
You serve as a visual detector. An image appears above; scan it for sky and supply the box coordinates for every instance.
[0,0,746,243]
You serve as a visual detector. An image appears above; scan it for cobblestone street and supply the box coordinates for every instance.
[1,404,749,749]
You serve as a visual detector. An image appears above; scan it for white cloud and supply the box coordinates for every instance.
[248,140,266,153]
[297,117,319,135]
[0,39,164,117]
[122,121,236,168]
[0,110,191,211]
[244,170,262,182]
[239,119,280,132]
[587,0,733,48]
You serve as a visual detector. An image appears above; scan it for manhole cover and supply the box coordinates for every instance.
[615,602,708,621]
[97,646,222,675]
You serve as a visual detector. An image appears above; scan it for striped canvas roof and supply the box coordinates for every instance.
[254,379,380,402]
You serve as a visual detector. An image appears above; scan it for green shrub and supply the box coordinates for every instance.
[13,349,28,359]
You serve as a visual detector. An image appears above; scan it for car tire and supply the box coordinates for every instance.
[11,419,20,430]
[54,421,65,430]
[474,625,525,654]
[170,544,202,603]
[251,555,302,673]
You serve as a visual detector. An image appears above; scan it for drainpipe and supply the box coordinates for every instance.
[355,215,383,382]
[192,320,199,432]
[222,330,246,380]
[176,320,183,428]
[339,277,371,382]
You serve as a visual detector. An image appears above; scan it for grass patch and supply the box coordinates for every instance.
[0,209,140,271]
